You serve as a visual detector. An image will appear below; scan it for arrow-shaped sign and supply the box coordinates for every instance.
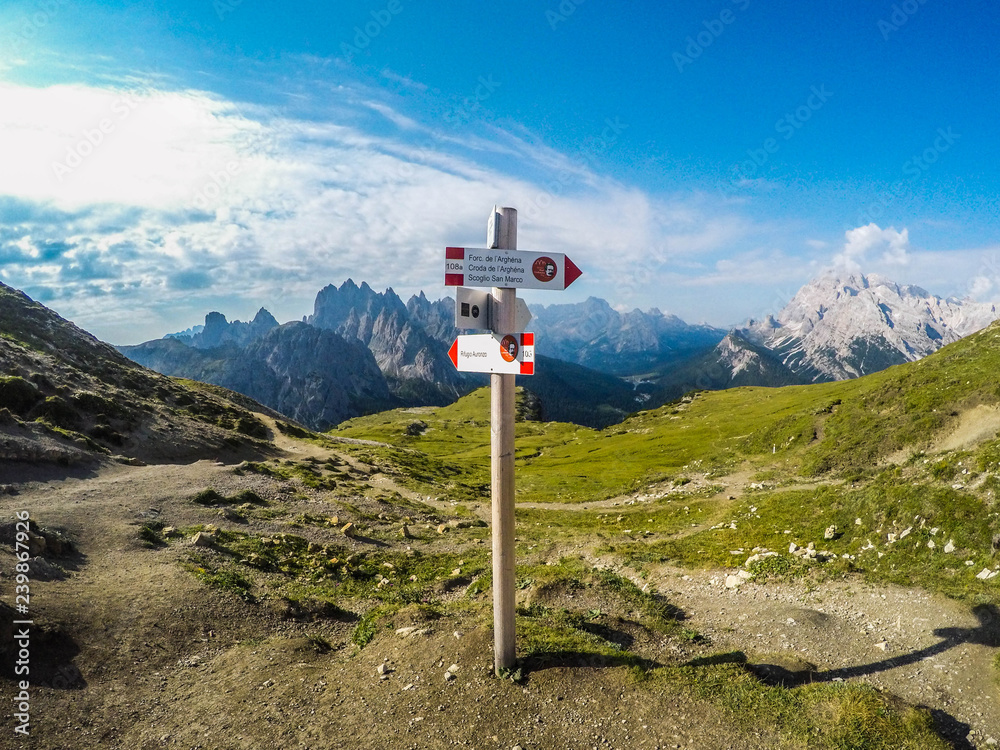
[513,297,532,333]
[447,333,535,375]
[445,248,582,290]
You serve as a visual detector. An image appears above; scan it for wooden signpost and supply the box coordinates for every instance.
[445,206,582,673]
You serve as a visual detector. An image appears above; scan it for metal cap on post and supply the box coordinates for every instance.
[491,206,517,673]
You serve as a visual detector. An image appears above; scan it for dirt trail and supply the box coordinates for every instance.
[2,457,767,750]
[4,437,1000,748]
[936,405,1000,453]
[642,564,1000,748]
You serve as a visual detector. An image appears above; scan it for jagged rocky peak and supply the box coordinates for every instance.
[406,292,455,344]
[775,271,995,337]
[306,280,465,390]
[746,314,781,332]
[715,332,773,379]
[195,311,231,348]
[189,307,279,350]
[741,270,999,381]
[251,307,279,328]
[310,278,406,331]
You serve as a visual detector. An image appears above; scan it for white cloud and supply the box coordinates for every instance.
[969,275,993,299]
[902,247,1000,304]
[0,82,265,211]
[834,223,910,271]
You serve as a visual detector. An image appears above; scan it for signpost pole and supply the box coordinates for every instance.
[445,207,580,672]
[490,206,517,673]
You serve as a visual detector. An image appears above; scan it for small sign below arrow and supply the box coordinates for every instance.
[447,333,535,375]
[454,288,532,334]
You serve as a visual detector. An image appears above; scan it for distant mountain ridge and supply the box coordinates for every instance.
[738,272,998,381]
[121,321,393,431]
[190,308,279,350]
[121,280,672,429]
[530,296,726,374]
[118,271,998,431]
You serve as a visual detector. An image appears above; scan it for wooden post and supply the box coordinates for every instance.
[490,206,517,673]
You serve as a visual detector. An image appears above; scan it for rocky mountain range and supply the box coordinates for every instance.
[188,308,280,350]
[123,280,719,430]
[620,272,999,405]
[119,272,999,431]
[530,296,726,374]
[122,321,394,431]
[307,281,467,401]
[738,273,998,382]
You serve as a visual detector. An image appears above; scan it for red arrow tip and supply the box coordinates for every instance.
[448,339,458,368]
[564,256,582,288]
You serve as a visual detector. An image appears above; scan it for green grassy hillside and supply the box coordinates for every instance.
[338,321,1000,494]
[334,321,1000,603]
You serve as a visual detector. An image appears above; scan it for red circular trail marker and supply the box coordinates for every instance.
[531,256,557,283]
[499,334,518,362]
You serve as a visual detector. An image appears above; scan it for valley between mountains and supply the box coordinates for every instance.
[3,279,1000,748]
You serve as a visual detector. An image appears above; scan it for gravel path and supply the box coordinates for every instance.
[649,565,1000,748]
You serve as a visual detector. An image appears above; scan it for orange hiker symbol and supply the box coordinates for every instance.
[500,335,518,362]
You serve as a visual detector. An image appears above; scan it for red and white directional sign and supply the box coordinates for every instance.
[445,247,582,290]
[447,333,535,375]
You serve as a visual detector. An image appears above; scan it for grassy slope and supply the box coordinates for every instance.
[338,322,1000,496]
[334,322,1000,603]
[0,283,273,461]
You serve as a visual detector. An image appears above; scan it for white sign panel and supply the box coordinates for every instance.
[448,333,535,375]
[445,247,582,290]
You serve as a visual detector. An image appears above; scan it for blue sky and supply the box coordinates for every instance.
[1,0,998,344]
